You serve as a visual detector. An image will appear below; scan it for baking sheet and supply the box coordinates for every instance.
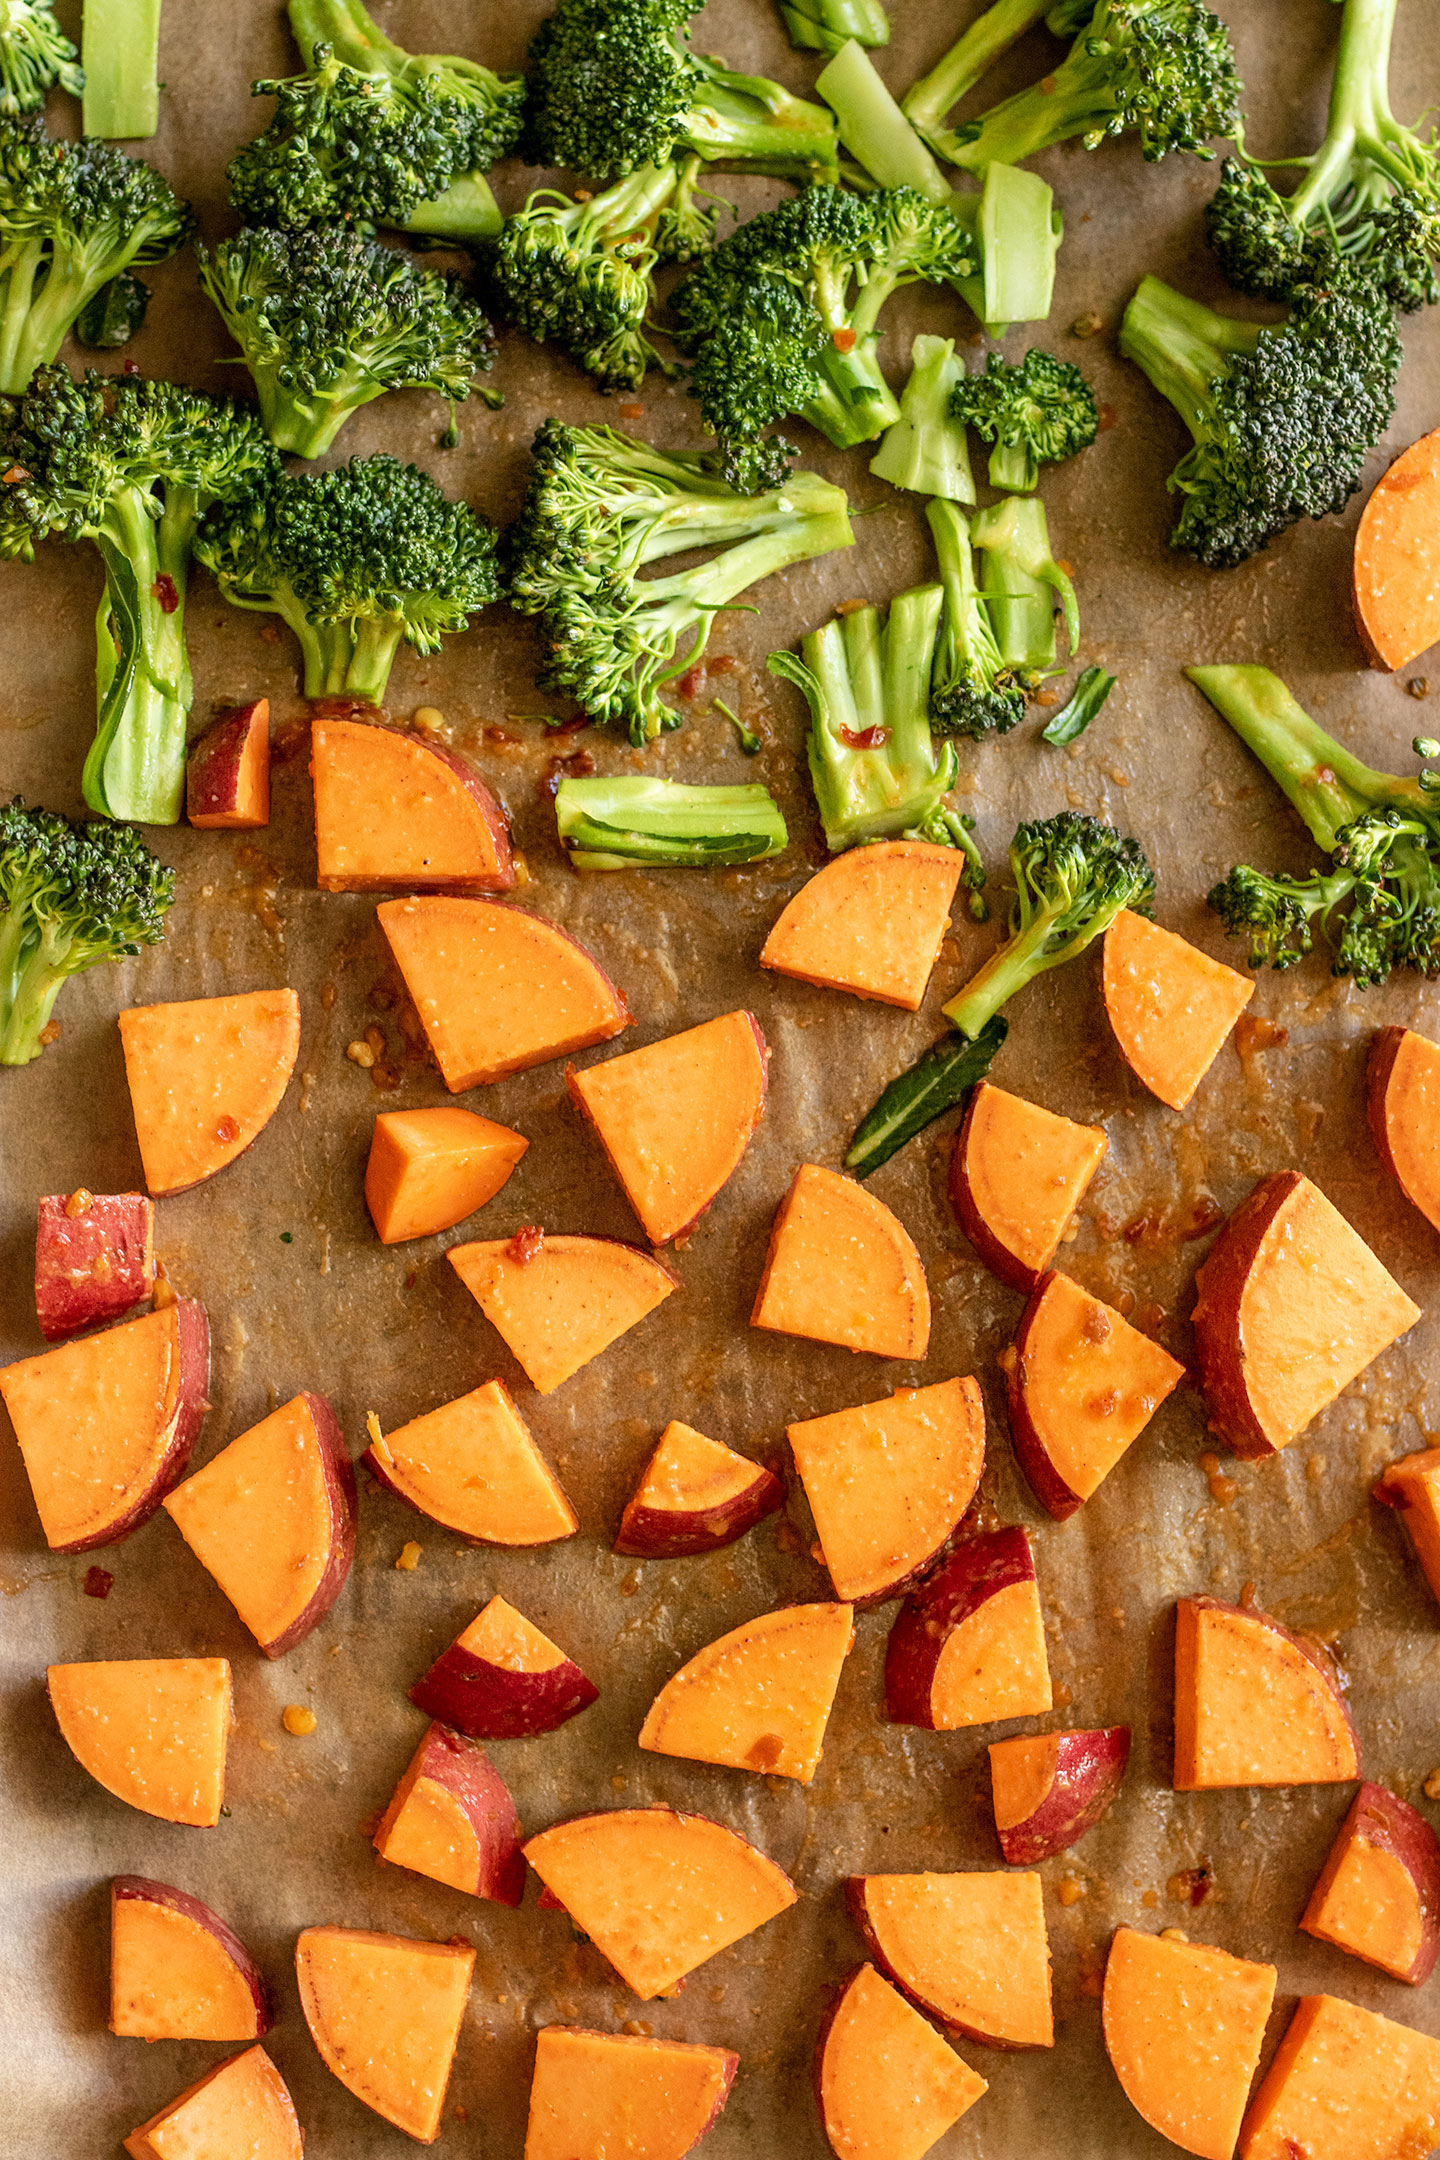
[5,0,1440,2152]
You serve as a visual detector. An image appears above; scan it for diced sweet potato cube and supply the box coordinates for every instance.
[409,1593,598,1739]
[1103,1926,1276,2160]
[1301,1783,1440,1986]
[296,1926,474,2143]
[568,1010,767,1245]
[524,2027,738,2160]
[1368,1026,1440,1235]
[449,1233,677,1395]
[614,1420,784,1558]
[1375,1446,1440,1612]
[374,1722,525,1906]
[110,1877,271,2042]
[1102,909,1253,1110]
[119,988,301,1196]
[988,1727,1130,1865]
[1353,425,1440,671]
[47,1657,231,1825]
[186,700,270,830]
[848,1871,1053,2050]
[949,1083,1106,1293]
[884,1525,1051,1730]
[752,1164,929,1359]
[639,1601,855,1784]
[1173,1597,1359,1791]
[364,1379,577,1546]
[817,1964,987,2160]
[312,717,513,891]
[123,2046,301,2160]
[378,895,629,1092]
[34,1189,155,1341]
[760,842,966,1011]
[1240,1994,1440,2160]
[365,1107,527,1243]
[787,1378,985,1606]
[523,1808,797,2001]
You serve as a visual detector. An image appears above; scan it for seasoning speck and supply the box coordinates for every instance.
[282,1704,316,1736]
[396,1541,423,1571]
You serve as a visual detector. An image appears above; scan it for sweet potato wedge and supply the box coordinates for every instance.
[1367,1025,1440,1234]
[448,1233,677,1395]
[409,1593,598,1739]
[614,1421,784,1558]
[752,1164,930,1360]
[988,1727,1130,1865]
[374,1722,525,1905]
[34,1188,155,1340]
[1352,425,1440,671]
[47,1657,231,1826]
[311,717,513,891]
[1103,1926,1276,2160]
[639,1602,855,1784]
[110,1876,272,2042]
[1374,1445,1440,1612]
[848,1871,1053,2050]
[885,1527,1052,1731]
[1102,909,1254,1110]
[816,1965,987,2160]
[186,700,270,830]
[364,1379,578,1545]
[119,988,301,1197]
[1240,1994,1440,2160]
[525,2028,738,2160]
[365,1107,528,1244]
[124,2047,301,2160]
[378,895,629,1092]
[1173,1596,1359,1790]
[949,1083,1106,1294]
[1300,1782,1440,1986]
[760,842,966,1011]
[295,1926,474,2144]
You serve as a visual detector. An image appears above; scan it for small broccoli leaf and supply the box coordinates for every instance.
[1041,665,1116,746]
[845,1015,1007,1178]
[75,273,150,351]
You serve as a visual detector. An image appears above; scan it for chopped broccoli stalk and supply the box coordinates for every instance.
[554,774,787,868]
[870,335,975,501]
[951,347,1098,492]
[1042,664,1116,744]
[198,226,496,461]
[971,495,1079,676]
[0,0,82,115]
[75,269,149,348]
[0,798,173,1063]
[927,497,1025,740]
[289,0,526,173]
[1120,266,1401,568]
[947,164,1064,335]
[816,39,950,204]
[903,0,1059,153]
[845,1015,1007,1177]
[81,0,159,138]
[782,0,888,55]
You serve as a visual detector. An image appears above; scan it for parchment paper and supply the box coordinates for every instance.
[5,2,1440,2153]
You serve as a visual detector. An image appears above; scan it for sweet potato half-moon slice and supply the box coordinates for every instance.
[449,1234,677,1396]
[48,1658,231,1826]
[364,1379,578,1546]
[816,1965,987,2160]
[1173,1597,1359,1790]
[988,1727,1131,1865]
[614,1421,785,1558]
[568,1010,767,1246]
[119,988,301,1197]
[34,1188,155,1341]
[1103,1926,1276,2160]
[1368,1025,1440,1235]
[296,1926,474,2144]
[1240,1994,1440,2160]
[1300,1782,1440,1986]
[365,1107,528,1244]
[523,1808,797,2001]
[378,896,629,1092]
[949,1083,1106,1293]
[312,717,513,891]
[1352,425,1440,671]
[639,1602,855,1785]
[409,1593,598,1740]
[0,1297,209,1552]
[186,700,270,831]
[1374,1445,1440,1613]
[848,1871,1053,2051]
[1102,909,1253,1110]
[110,1877,272,2043]
[753,1164,929,1359]
[123,2047,301,2160]
[885,1526,1052,1730]
[374,1722,525,1906]
[761,842,966,1011]
[524,2027,738,2160]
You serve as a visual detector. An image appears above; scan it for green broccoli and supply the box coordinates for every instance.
[869,335,975,501]
[950,347,1098,492]
[197,226,497,461]
[948,164,1065,337]
[0,0,82,115]
[971,495,1080,680]
[903,0,1095,156]
[74,269,149,349]
[779,0,889,58]
[0,366,280,826]
[814,39,951,204]
[927,498,1026,740]
[195,455,500,708]
[0,797,173,1065]
[81,0,159,139]
[554,774,787,868]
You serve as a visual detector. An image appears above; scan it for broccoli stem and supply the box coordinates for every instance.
[1117,274,1259,441]
[944,37,1140,173]
[81,0,160,138]
[869,334,975,499]
[990,439,1038,491]
[554,775,787,868]
[403,170,504,244]
[903,0,1053,148]
[783,0,889,55]
[0,235,45,391]
[972,495,1078,673]
[942,891,1071,1037]
[1,912,74,1062]
[684,57,841,178]
[1284,0,1412,232]
[816,40,952,204]
[0,235,158,393]
[288,0,404,73]
[83,487,193,824]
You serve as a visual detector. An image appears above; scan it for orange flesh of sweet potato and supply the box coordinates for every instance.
[1353,426,1440,671]
[365,1107,528,1244]
[110,1884,266,2042]
[448,1235,677,1395]
[35,1189,155,1340]
[1375,1447,1440,1611]
[930,1578,1053,1729]
[1103,909,1254,1111]
[818,1964,987,2160]
[295,1927,474,2144]
[989,1733,1061,1832]
[751,1163,930,1359]
[378,896,629,1092]
[568,1010,767,1246]
[524,2027,738,2160]
[123,2046,302,2160]
[1173,1598,1359,1790]
[615,1419,784,1558]
[1300,1783,1440,1986]
[1368,1025,1440,1235]
[118,989,301,1197]
[951,1084,1107,1291]
[311,717,513,891]
[522,1808,797,2000]
[373,1723,524,1905]
[1239,1993,1440,2160]
[1010,1270,1184,1513]
[460,1593,567,1672]
[186,701,270,830]
[47,1657,231,1825]
[638,1601,855,1784]
[377,1776,483,1898]
[365,1379,578,1545]
[850,1871,1054,2050]
[786,1377,985,1606]
[1102,1925,1276,2160]
[760,841,965,1011]
[1192,1170,1420,1458]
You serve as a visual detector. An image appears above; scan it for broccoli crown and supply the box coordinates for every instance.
[489,168,678,395]
[950,348,1098,487]
[0,117,192,265]
[0,0,82,116]
[289,0,526,172]
[1207,156,1440,315]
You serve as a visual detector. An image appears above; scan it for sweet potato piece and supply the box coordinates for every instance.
[639,1602,855,1784]
[949,1083,1106,1293]
[162,1392,355,1658]
[1,1298,208,1551]
[760,842,966,1011]
[295,1926,474,2144]
[816,1965,987,2160]
[988,1727,1130,1864]
[1240,1994,1440,2160]
[614,1421,784,1558]
[752,1164,930,1359]
[885,1526,1052,1730]
[1102,909,1254,1110]
[119,988,301,1197]
[186,700,270,830]
[448,1233,677,1395]
[1301,1783,1440,1986]
[1374,1446,1440,1612]
[1006,1270,1184,1518]
[312,716,513,891]
[111,1877,272,2042]
[123,2046,301,2160]
[1353,426,1440,671]
[47,1657,231,1825]
[568,1010,768,1245]
[35,1189,155,1340]
[366,1107,528,1244]
[409,1593,598,1738]
[1368,1025,1440,1235]
[1103,1926,1276,2160]
[374,1721,525,1905]
[1173,1597,1359,1790]
[848,1871,1053,2050]
[364,1379,577,1546]
[523,1808,797,2001]
[1192,1171,1419,1460]
[786,1377,985,1606]
[378,895,629,1092]
[525,2027,738,2160]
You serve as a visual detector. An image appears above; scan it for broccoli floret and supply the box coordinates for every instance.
[508,419,853,746]
[0,797,173,1064]
[1120,264,1401,569]
[0,366,280,825]
[927,498,1026,740]
[903,0,1092,155]
[289,0,526,171]
[1205,0,1440,311]
[671,186,976,484]
[554,774,787,868]
[197,226,496,461]
[869,334,975,500]
[0,0,82,116]
[195,454,499,708]
[951,347,1098,492]
[779,0,889,59]
[0,118,191,394]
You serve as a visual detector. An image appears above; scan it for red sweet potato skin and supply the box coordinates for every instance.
[613,1463,786,1558]
[409,1642,599,1739]
[111,1876,274,2034]
[262,1392,358,1660]
[35,1193,155,1341]
[884,1528,1035,1728]
[1190,1171,1299,1460]
[994,1729,1131,1865]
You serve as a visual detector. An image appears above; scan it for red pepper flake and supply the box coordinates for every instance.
[153,573,179,614]
[1039,73,1058,93]
[215,1114,240,1144]
[709,654,740,674]
[1,463,31,482]
[483,725,519,745]
[1167,1861,1213,1907]
[506,1226,545,1266]
[1096,403,1119,434]
[122,358,140,375]
[618,403,646,421]
[1234,1013,1289,1059]
[838,724,888,749]
[540,748,596,798]
[1181,1194,1223,1240]
[831,327,857,354]
[676,662,707,701]
[83,1566,114,1599]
